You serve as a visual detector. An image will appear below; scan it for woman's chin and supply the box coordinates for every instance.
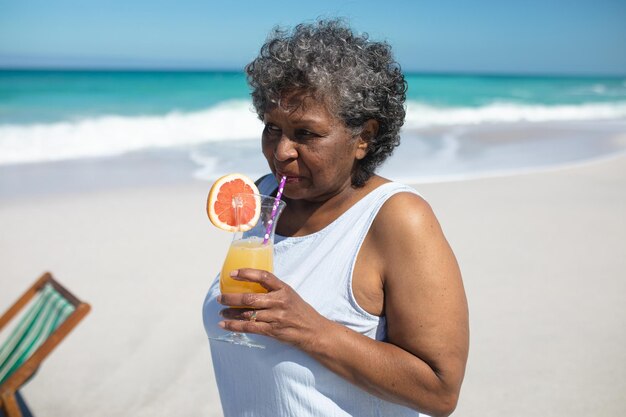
[282,185,313,201]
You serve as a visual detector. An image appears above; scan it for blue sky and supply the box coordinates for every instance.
[0,0,625,75]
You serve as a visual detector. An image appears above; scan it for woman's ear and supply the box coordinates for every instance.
[356,119,379,160]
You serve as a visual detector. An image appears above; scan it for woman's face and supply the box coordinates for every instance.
[262,93,367,203]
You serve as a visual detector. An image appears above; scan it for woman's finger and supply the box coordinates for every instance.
[220,308,269,327]
[218,292,274,309]
[219,307,254,320]
[219,317,273,335]
[229,268,284,291]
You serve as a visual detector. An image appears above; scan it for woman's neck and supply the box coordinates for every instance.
[277,175,388,237]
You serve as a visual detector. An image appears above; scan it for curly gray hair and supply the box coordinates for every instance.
[245,19,407,187]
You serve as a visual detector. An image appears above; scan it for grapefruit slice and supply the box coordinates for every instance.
[207,173,261,232]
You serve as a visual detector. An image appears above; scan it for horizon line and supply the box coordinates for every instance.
[1,65,624,79]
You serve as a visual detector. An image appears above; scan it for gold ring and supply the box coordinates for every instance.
[250,311,257,322]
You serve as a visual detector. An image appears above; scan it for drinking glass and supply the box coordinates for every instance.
[212,193,286,348]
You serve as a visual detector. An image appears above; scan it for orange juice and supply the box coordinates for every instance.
[220,237,273,294]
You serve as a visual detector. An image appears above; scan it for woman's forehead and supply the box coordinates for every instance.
[273,90,321,110]
[265,92,335,121]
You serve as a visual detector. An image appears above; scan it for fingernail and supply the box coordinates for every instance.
[217,295,222,304]
[230,269,239,277]
[218,321,225,329]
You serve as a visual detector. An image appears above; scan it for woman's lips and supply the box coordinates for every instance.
[276,172,301,183]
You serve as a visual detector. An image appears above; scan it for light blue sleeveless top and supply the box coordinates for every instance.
[203,176,423,417]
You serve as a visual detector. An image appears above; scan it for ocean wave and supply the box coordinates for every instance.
[404,100,626,128]
[0,100,262,165]
[2,99,626,165]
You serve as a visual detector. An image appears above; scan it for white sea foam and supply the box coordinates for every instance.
[404,100,626,128]
[0,100,262,165]
[2,99,626,165]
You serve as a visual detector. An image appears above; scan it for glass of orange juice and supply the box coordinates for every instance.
[215,193,286,348]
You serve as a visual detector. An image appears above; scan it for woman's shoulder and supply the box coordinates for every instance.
[364,176,430,219]
[368,180,440,246]
[367,181,454,288]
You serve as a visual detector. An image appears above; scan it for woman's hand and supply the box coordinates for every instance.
[217,268,326,349]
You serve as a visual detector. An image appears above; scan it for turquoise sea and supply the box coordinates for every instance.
[1,70,626,183]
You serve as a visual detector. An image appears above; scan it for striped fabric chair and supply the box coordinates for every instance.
[0,273,90,417]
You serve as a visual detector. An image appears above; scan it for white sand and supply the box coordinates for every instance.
[1,154,625,416]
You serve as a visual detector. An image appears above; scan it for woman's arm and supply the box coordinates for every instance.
[219,193,469,417]
[311,193,469,416]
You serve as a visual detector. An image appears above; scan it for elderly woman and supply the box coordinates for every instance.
[203,20,468,417]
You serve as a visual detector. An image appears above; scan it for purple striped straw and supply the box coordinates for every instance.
[263,175,286,245]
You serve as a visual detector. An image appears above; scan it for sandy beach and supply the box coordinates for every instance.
[1,152,625,416]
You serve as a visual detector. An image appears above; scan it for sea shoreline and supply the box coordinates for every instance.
[1,118,625,202]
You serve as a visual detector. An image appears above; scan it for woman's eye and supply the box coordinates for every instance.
[296,129,315,137]
[264,124,281,133]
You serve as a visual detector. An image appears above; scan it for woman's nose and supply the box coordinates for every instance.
[274,135,298,161]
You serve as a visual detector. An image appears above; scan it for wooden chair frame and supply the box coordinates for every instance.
[0,272,91,417]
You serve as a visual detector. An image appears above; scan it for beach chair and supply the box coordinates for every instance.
[0,272,91,417]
